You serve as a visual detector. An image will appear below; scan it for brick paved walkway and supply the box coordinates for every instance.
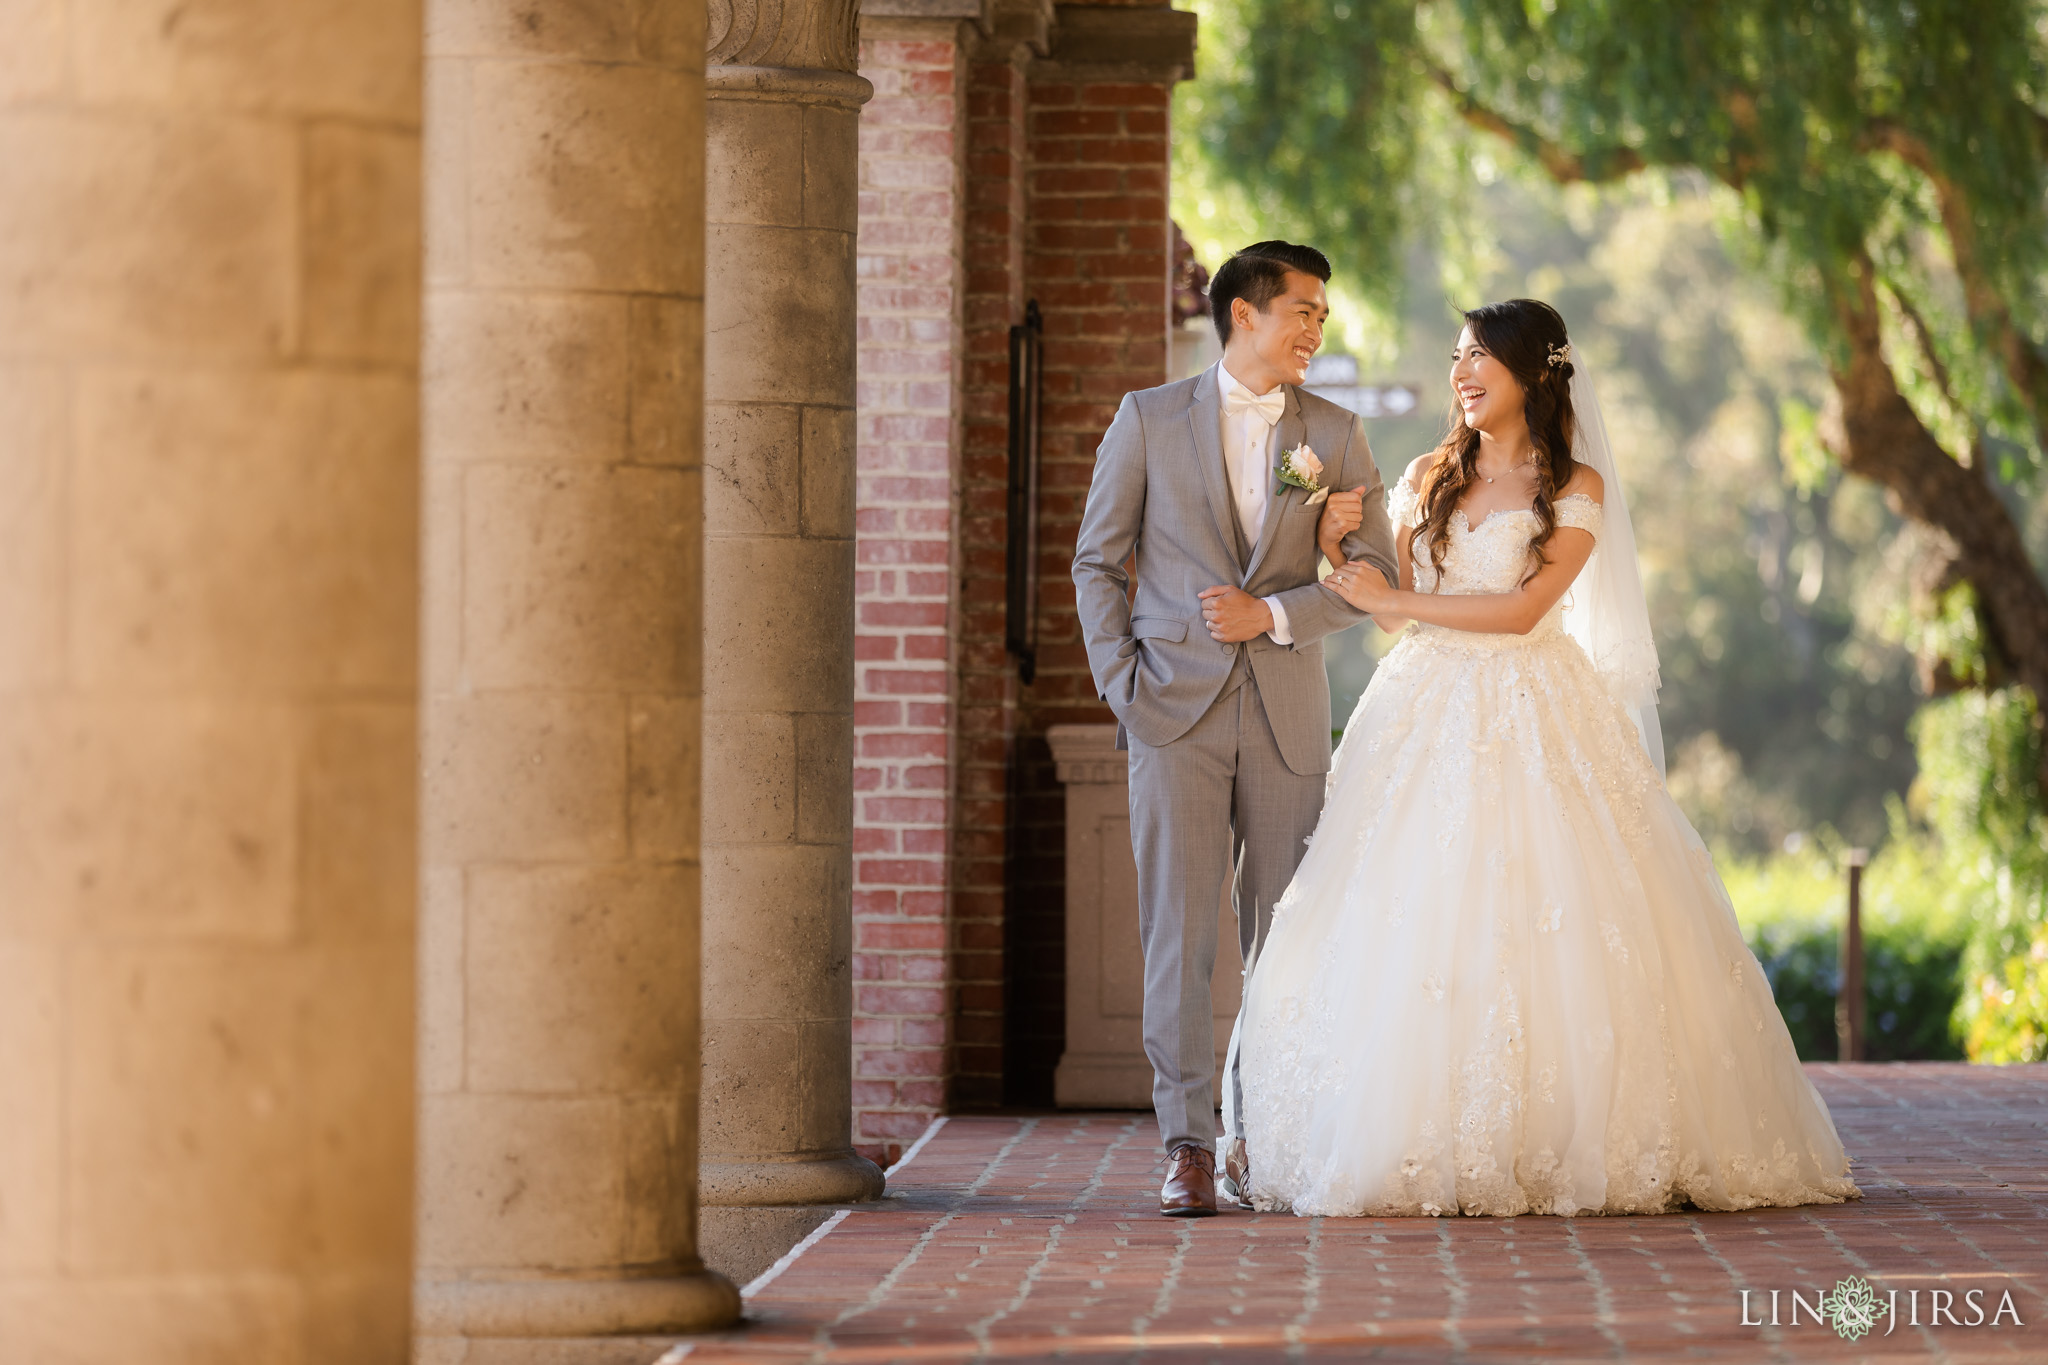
[673,1065,2045,1363]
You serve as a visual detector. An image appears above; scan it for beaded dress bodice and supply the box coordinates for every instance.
[1386,483,1604,643]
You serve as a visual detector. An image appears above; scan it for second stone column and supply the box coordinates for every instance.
[415,0,738,1346]
[698,0,887,1280]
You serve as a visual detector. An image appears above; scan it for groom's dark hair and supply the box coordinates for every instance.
[1210,241,1332,345]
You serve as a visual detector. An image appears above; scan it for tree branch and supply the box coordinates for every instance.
[1425,62,1769,195]
[1880,277,1990,476]
[1885,281,1961,414]
[1422,62,1645,184]
[1829,253,2048,787]
[1864,119,2048,454]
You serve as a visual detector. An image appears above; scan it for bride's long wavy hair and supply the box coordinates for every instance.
[1414,299,1578,585]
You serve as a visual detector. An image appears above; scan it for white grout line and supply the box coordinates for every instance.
[740,1208,850,1300]
[885,1114,949,1178]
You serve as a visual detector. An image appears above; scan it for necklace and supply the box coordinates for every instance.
[1478,455,1535,484]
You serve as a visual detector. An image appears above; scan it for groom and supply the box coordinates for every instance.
[1072,241,1399,1216]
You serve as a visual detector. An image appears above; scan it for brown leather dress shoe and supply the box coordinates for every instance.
[1220,1137,1252,1208]
[1160,1143,1219,1217]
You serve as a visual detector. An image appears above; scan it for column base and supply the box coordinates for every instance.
[417,1336,692,1365]
[696,1152,886,1287]
[698,1150,886,1207]
[415,1269,741,1338]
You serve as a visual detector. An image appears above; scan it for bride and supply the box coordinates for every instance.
[1228,299,1860,1217]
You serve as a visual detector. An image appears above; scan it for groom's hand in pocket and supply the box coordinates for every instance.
[1198,585,1274,643]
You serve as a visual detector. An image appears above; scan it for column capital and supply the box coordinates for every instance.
[704,64,875,107]
[709,0,863,71]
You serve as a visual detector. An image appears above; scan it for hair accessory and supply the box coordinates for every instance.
[1547,341,1572,369]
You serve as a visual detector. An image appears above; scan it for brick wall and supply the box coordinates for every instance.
[852,29,966,1164]
[853,14,1182,1121]
[951,49,1032,1109]
[1002,71,1173,1104]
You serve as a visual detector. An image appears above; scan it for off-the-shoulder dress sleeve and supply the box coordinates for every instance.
[1555,492,1603,539]
[1387,479,1422,528]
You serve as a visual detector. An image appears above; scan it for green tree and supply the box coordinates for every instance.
[1183,0,2048,784]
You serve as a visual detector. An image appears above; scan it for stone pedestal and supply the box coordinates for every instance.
[414,0,739,1345]
[1048,725,1240,1107]
[696,0,887,1287]
[0,1,422,1356]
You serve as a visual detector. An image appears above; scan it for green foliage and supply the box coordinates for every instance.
[1173,0,1482,357]
[1438,0,2048,275]
[1912,689,2048,951]
[1722,832,1969,1060]
[1914,583,1994,689]
[1714,622,2048,1062]
[1199,0,1423,290]
[1901,687,2048,1056]
[1964,927,2048,1061]
[1582,5,2029,293]
[1740,918,1969,1061]
[1777,398,1833,497]
[1183,0,2048,465]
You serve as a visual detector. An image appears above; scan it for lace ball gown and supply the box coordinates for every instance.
[1237,486,1860,1217]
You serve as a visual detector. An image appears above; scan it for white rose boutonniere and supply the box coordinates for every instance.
[1277,443,1330,505]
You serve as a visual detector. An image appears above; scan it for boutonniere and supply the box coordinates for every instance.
[1277,444,1330,505]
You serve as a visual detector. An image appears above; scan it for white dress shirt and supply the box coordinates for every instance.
[1215,361,1296,646]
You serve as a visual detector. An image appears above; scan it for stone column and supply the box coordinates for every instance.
[698,0,887,1281]
[0,0,421,1359]
[415,0,739,1345]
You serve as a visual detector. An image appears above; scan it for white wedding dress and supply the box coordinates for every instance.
[1236,484,1860,1217]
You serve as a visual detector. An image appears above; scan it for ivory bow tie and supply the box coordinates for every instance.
[1221,384,1285,425]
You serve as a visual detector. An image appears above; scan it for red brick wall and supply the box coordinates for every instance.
[854,28,1180,1121]
[951,51,1032,1109]
[852,30,966,1163]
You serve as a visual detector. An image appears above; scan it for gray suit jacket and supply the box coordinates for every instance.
[1071,366,1401,776]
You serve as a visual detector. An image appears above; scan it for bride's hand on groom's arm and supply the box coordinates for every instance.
[1316,485,1368,566]
[1322,560,1397,615]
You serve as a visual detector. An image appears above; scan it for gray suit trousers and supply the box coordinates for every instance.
[1126,660,1324,1154]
